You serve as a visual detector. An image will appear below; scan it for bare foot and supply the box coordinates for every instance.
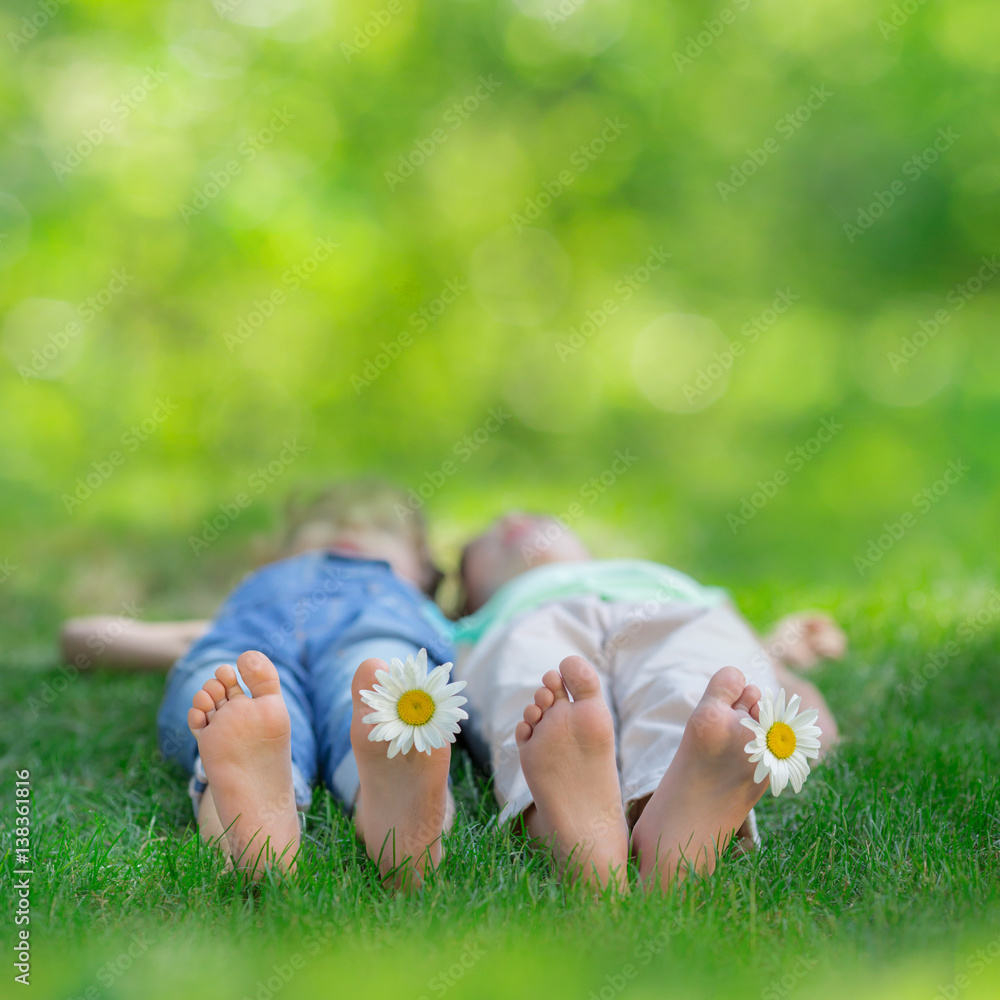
[764,612,847,671]
[351,658,454,892]
[515,656,629,891]
[187,650,300,879]
[631,666,766,889]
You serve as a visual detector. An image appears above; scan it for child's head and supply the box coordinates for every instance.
[283,480,444,597]
[458,512,591,613]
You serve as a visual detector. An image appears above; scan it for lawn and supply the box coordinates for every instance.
[4,578,1000,1000]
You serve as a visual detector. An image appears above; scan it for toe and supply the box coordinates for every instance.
[192,689,216,715]
[523,703,543,726]
[515,720,533,747]
[704,666,747,706]
[534,686,555,711]
[559,655,602,701]
[542,669,568,700]
[352,658,385,701]
[734,683,761,720]
[203,677,227,710]
[235,650,282,698]
[188,706,208,732]
[215,664,244,700]
[350,659,390,759]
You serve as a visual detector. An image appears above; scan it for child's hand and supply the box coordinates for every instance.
[764,612,847,671]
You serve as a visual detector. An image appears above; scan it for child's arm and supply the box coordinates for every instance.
[60,617,210,671]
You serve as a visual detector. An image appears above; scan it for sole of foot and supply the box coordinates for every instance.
[187,650,300,879]
[631,665,766,890]
[350,658,454,892]
[515,655,629,892]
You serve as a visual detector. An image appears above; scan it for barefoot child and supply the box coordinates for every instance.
[62,499,842,889]
[155,481,458,886]
[454,512,842,892]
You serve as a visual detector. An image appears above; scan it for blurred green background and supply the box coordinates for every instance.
[2,0,998,635]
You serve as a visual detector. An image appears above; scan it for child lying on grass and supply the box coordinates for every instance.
[155,481,458,887]
[453,512,842,892]
[60,497,843,892]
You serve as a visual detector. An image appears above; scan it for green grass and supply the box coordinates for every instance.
[3,580,1000,1000]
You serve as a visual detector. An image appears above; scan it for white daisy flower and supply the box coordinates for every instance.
[740,688,822,797]
[359,648,468,758]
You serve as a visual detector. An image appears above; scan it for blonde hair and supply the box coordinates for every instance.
[282,479,443,597]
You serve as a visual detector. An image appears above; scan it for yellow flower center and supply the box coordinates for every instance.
[397,689,435,726]
[766,721,797,759]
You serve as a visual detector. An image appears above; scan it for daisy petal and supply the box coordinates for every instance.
[789,759,810,792]
[380,719,408,741]
[362,709,396,724]
[425,664,452,689]
[784,693,801,722]
[758,692,774,731]
[770,759,789,796]
[426,725,447,749]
